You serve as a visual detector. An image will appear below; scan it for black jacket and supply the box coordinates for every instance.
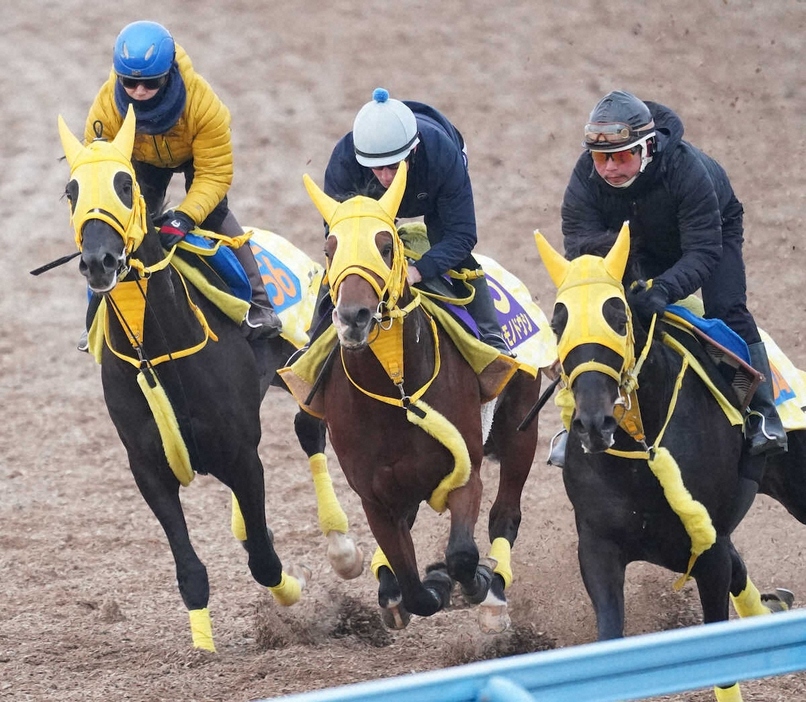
[561,102,744,302]
[324,101,476,280]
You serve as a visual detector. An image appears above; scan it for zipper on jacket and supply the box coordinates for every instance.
[151,135,174,166]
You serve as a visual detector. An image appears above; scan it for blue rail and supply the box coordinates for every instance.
[259,609,806,702]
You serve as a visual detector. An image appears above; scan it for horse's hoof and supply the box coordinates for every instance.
[478,588,510,634]
[287,564,313,592]
[326,531,364,580]
[479,603,511,634]
[380,601,411,630]
[762,587,795,612]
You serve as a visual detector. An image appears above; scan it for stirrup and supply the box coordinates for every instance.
[244,305,283,338]
[745,411,788,456]
[77,329,89,353]
[547,429,568,467]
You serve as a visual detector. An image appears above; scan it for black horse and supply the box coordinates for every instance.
[57,107,321,651]
[535,224,802,702]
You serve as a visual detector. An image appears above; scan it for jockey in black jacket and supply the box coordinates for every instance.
[318,88,511,355]
[555,89,786,462]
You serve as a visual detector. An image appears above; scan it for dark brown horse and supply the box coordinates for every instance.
[536,224,802,702]
[57,106,312,651]
[295,162,544,632]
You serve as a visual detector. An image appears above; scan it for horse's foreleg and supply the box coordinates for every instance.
[727,541,794,616]
[229,453,308,606]
[294,411,363,579]
[445,471,493,606]
[577,528,627,640]
[370,546,411,629]
[129,461,213,650]
[363,502,449,617]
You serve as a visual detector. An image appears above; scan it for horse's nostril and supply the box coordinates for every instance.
[354,308,372,327]
[102,253,120,272]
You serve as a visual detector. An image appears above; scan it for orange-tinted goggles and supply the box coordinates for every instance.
[590,147,639,166]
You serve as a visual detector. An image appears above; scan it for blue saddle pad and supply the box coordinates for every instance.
[183,233,251,302]
[665,304,750,364]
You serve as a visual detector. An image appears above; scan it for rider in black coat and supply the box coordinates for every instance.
[558,90,786,459]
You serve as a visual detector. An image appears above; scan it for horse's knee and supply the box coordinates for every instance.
[446,543,480,585]
[294,411,326,457]
[177,562,210,611]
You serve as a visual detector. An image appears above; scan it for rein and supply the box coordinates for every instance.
[102,253,217,369]
[340,304,441,413]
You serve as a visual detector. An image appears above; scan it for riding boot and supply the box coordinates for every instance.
[547,428,568,468]
[230,239,283,340]
[746,341,788,456]
[306,282,334,345]
[465,275,513,356]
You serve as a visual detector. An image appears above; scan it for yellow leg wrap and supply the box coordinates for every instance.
[370,546,393,580]
[231,493,247,542]
[714,682,743,702]
[189,608,215,652]
[310,453,349,535]
[489,537,513,589]
[268,571,302,606]
[731,578,771,617]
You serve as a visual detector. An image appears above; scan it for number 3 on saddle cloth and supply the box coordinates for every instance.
[660,299,806,434]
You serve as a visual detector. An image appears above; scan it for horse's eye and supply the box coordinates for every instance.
[551,302,568,339]
[65,180,78,213]
[381,242,393,259]
[603,298,628,335]
[113,172,134,208]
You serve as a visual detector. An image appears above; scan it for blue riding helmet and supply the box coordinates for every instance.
[113,21,175,78]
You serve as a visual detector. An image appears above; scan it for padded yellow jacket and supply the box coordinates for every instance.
[84,45,233,226]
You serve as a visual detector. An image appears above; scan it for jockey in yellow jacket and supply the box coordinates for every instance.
[78,20,280,349]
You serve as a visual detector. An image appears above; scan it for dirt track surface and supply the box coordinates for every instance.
[3,2,806,701]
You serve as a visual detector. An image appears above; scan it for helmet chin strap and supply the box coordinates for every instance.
[606,134,655,189]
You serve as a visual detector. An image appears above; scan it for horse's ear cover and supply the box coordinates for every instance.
[534,230,569,288]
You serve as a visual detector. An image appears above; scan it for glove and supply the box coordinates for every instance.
[158,211,194,249]
[629,279,670,326]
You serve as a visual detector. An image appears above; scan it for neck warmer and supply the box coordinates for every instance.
[114,63,187,135]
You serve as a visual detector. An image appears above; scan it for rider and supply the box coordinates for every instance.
[549,89,787,466]
[78,20,281,350]
[314,87,511,355]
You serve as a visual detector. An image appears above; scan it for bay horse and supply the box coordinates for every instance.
[57,106,316,652]
[293,162,544,632]
[535,223,801,702]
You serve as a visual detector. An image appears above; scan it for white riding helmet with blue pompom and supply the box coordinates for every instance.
[352,88,420,168]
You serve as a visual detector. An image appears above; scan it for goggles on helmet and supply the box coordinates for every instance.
[584,120,655,152]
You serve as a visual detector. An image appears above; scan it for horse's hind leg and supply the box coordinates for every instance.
[129,461,214,651]
[481,373,541,632]
[294,410,363,579]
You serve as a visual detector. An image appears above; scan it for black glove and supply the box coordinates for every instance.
[629,279,670,326]
[158,211,194,249]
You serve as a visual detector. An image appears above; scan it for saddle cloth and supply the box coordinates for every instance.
[278,249,558,418]
[662,297,806,431]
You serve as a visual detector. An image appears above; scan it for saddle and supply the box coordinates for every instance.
[659,303,760,413]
